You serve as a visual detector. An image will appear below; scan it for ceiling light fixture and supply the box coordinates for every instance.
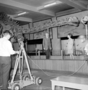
[44,2,57,7]
[44,1,62,8]
[17,12,27,16]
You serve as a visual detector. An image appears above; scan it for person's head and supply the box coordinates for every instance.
[79,35,86,43]
[45,32,49,38]
[67,33,72,39]
[3,30,12,40]
[10,36,17,43]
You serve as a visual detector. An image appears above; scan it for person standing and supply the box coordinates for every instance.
[79,35,88,55]
[67,33,74,59]
[43,32,51,59]
[0,30,19,90]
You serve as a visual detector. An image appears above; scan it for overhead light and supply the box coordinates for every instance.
[44,1,62,8]
[17,12,27,16]
[44,2,57,7]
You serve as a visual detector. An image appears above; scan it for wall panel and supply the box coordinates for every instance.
[30,59,88,75]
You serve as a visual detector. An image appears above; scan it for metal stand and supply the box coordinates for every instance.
[8,40,42,90]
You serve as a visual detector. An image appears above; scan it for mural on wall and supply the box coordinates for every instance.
[0,10,86,37]
[29,28,53,40]
[34,32,40,39]
[57,14,88,37]
[0,10,86,36]
[29,33,34,40]
[28,10,88,35]
[33,29,53,40]
[74,38,86,55]
[57,23,85,37]
[33,19,52,31]
[33,31,42,39]
[61,40,69,55]
[32,14,80,33]
[61,36,87,56]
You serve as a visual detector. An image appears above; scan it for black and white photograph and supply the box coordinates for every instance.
[0,0,88,90]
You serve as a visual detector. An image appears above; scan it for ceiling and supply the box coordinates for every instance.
[0,0,88,24]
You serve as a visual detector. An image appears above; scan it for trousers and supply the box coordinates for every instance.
[0,56,11,89]
[45,49,51,59]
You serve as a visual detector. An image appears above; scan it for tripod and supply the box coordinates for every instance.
[8,40,42,90]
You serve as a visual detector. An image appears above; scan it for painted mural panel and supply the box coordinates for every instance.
[61,40,68,55]
[75,38,86,55]
[38,31,44,38]
[57,23,85,37]
[61,35,87,56]
[33,31,44,39]
[33,19,52,31]
[29,33,34,40]
[34,33,38,39]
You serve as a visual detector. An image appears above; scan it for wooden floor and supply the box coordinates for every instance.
[18,70,88,90]
[21,70,52,90]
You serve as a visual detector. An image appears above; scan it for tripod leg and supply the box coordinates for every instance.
[23,48,33,80]
[19,54,23,80]
[10,56,20,83]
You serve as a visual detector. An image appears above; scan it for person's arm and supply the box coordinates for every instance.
[7,41,19,55]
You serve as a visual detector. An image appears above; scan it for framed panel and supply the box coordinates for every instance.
[29,33,34,40]
[34,32,39,39]
[61,39,68,55]
[38,31,44,38]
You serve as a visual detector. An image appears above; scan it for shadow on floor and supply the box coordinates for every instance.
[18,70,83,90]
